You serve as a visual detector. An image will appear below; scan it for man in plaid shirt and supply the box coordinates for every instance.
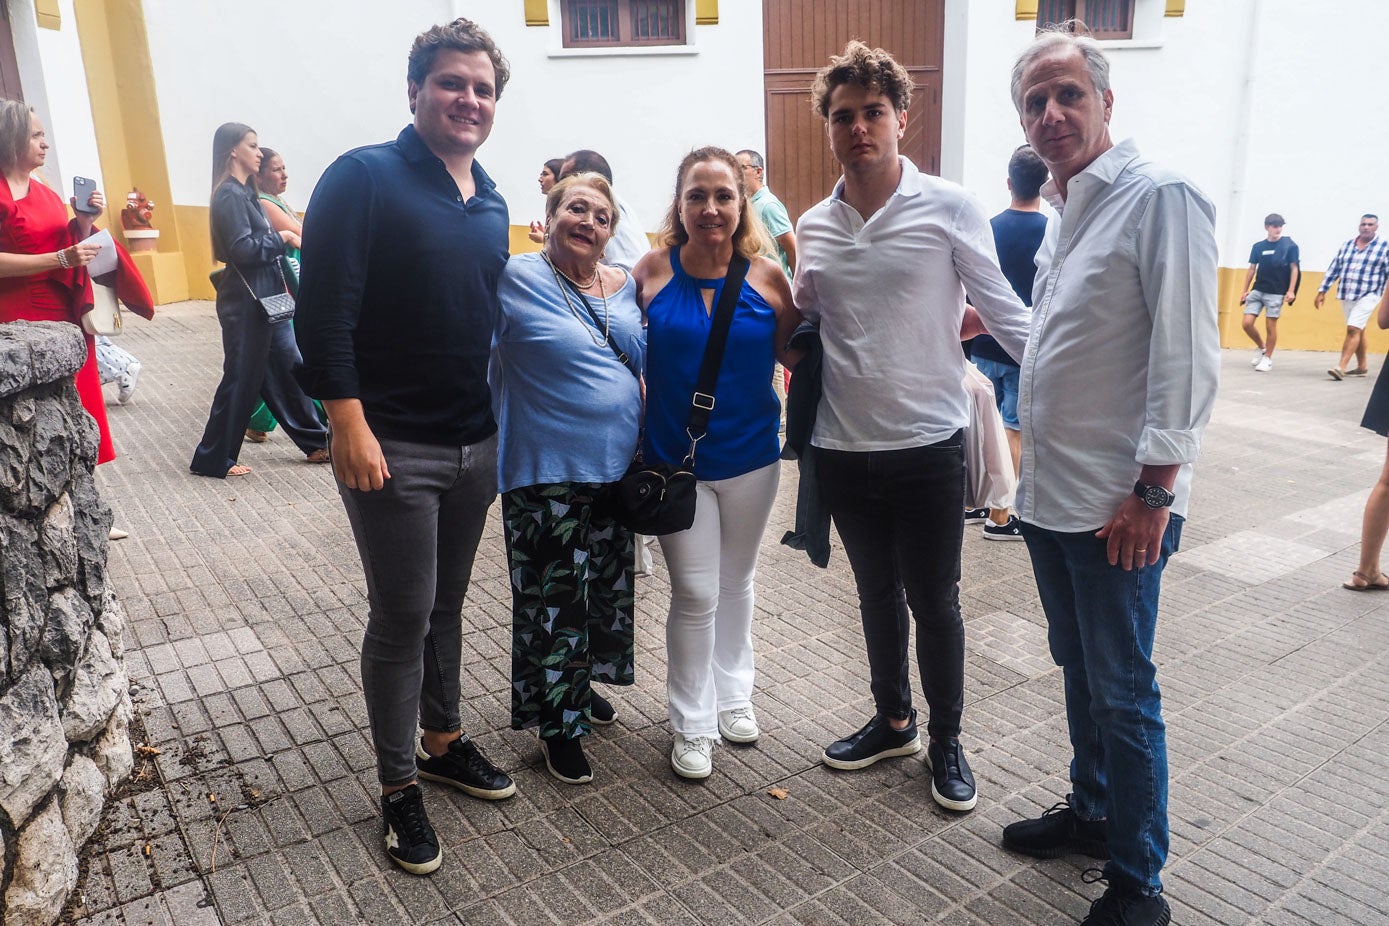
[1316,214,1389,380]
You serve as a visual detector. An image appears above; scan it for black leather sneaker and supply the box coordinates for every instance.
[822,711,922,770]
[381,784,440,876]
[925,737,977,811]
[415,736,516,800]
[1002,800,1109,859]
[540,734,593,784]
[1079,871,1171,926]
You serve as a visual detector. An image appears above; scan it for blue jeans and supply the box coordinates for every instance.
[1019,515,1183,895]
[972,357,1020,429]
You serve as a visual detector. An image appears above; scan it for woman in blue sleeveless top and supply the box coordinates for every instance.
[634,147,801,780]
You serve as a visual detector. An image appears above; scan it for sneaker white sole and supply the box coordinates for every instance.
[538,740,592,785]
[924,752,978,812]
[981,530,1024,542]
[717,718,760,744]
[388,846,442,876]
[414,744,517,799]
[821,736,921,770]
[670,744,713,779]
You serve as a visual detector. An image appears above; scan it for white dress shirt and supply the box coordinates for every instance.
[794,156,1030,451]
[1017,139,1220,532]
[603,195,651,272]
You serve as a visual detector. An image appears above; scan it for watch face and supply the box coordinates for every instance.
[1143,485,1171,508]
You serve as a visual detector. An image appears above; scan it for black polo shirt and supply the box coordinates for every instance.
[295,125,509,445]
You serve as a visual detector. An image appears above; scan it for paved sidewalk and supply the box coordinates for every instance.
[67,302,1388,926]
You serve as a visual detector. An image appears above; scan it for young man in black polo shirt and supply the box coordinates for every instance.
[295,18,513,876]
[1239,213,1299,373]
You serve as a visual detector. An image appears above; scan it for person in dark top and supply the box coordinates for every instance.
[190,122,327,478]
[1239,213,1299,373]
[294,18,515,878]
[965,144,1048,541]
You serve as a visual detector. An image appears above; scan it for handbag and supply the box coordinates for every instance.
[81,282,123,336]
[963,364,1017,510]
[231,260,296,323]
[559,254,749,535]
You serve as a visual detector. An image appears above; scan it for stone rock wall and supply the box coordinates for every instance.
[0,321,132,926]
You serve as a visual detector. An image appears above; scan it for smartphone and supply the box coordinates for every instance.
[72,176,99,214]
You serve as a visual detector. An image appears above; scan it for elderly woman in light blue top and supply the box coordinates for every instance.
[493,172,644,787]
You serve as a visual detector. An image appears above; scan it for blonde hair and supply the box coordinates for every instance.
[544,172,620,234]
[658,146,774,263]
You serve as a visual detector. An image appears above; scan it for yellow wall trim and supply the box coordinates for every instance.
[35,0,61,30]
[1015,1,1038,21]
[695,0,718,26]
[1165,1,1186,16]
[524,0,548,26]
[1217,266,1389,354]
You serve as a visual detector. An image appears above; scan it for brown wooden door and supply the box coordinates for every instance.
[763,0,944,225]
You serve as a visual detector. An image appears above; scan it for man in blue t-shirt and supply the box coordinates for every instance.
[966,145,1048,541]
[1240,213,1300,373]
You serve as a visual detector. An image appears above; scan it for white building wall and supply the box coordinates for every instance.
[137,1,764,237]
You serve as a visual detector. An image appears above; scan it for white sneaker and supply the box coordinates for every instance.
[117,360,141,405]
[1254,356,1273,373]
[717,707,760,744]
[670,734,714,779]
[1251,350,1265,367]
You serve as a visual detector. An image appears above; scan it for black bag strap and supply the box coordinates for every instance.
[685,253,749,455]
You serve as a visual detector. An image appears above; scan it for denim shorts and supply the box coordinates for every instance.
[973,358,1020,430]
[1244,290,1283,319]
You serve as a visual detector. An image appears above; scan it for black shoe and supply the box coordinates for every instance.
[415,736,516,800]
[964,506,990,524]
[1079,872,1171,926]
[540,734,593,784]
[381,784,441,876]
[822,711,922,770]
[925,737,977,811]
[1002,799,1109,859]
[982,515,1024,541]
[590,691,617,725]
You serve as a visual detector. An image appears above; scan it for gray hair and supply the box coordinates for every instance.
[736,149,765,170]
[1010,23,1111,113]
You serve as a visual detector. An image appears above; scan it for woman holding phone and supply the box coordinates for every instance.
[190,122,328,478]
[0,100,114,462]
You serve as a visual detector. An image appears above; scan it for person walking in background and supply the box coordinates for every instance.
[1002,27,1220,926]
[495,172,643,785]
[1343,282,1389,591]
[965,144,1048,541]
[793,41,1029,813]
[189,122,327,478]
[95,335,142,405]
[634,146,799,781]
[294,19,516,877]
[1239,213,1299,373]
[526,156,564,243]
[245,146,316,443]
[1317,214,1389,380]
[736,149,796,279]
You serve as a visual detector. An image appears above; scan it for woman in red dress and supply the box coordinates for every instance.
[0,101,112,463]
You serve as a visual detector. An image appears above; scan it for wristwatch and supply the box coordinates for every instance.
[1134,481,1175,509]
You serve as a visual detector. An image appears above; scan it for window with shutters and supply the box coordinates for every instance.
[1037,0,1135,41]
[562,0,687,48]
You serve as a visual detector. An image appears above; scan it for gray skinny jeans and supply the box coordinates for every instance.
[338,432,498,786]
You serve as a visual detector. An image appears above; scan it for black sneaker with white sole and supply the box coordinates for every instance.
[822,711,922,769]
[925,737,977,811]
[982,515,1024,541]
[381,784,440,875]
[415,736,516,800]
[964,506,990,524]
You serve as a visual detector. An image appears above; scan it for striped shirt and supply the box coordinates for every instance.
[1318,236,1389,302]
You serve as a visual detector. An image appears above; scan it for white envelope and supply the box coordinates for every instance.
[86,228,118,277]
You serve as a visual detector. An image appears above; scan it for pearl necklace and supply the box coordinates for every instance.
[543,252,608,347]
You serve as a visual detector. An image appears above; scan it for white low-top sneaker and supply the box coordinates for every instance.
[717,707,760,743]
[670,734,714,779]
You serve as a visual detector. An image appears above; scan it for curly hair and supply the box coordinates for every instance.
[407,18,510,99]
[658,146,773,263]
[811,40,913,118]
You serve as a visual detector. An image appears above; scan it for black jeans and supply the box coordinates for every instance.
[817,435,965,740]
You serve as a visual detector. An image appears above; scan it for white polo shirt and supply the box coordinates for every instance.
[1017,139,1220,532]
[793,156,1031,451]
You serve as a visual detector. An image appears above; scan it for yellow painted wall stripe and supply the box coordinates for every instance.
[696,0,719,26]
[1166,1,1186,16]
[1217,267,1389,354]
[1016,1,1038,21]
[524,0,548,26]
[35,0,61,30]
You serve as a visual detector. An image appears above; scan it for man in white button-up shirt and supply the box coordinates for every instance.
[999,29,1219,926]
[792,41,1030,815]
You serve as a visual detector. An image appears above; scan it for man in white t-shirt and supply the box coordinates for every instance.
[792,40,1029,814]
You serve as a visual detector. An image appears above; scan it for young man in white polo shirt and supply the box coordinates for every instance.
[792,40,1030,812]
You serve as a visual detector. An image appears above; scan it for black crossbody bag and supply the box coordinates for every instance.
[563,254,749,535]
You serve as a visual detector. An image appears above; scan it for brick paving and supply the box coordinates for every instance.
[65,300,1389,925]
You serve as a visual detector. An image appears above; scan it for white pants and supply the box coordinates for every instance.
[659,461,780,737]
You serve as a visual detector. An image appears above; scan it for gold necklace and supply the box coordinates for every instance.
[543,253,609,347]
